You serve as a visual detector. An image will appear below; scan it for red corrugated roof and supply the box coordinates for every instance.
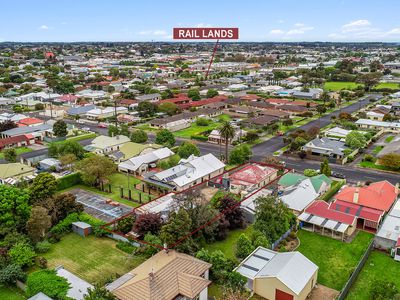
[18,117,43,126]
[305,200,356,224]
[180,95,228,109]
[330,200,383,223]
[0,135,31,148]
[335,181,398,212]
[230,164,277,186]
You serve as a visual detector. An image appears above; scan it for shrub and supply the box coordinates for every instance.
[26,269,70,299]
[116,241,136,254]
[9,242,36,267]
[35,240,51,253]
[0,264,26,285]
[363,154,374,162]
[56,173,82,191]
[116,216,135,234]
[347,155,354,163]
[196,117,210,126]
[303,169,319,177]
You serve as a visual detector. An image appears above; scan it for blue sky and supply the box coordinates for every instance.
[1,0,400,42]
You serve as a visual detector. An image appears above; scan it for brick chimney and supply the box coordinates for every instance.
[353,188,360,204]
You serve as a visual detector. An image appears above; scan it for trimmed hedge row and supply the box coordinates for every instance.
[56,173,82,191]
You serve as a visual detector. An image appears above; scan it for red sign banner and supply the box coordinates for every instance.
[173,27,239,40]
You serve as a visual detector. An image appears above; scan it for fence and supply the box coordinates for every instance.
[337,240,374,300]
[271,226,294,250]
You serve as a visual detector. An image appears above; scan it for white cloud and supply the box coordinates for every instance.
[277,20,285,24]
[138,29,167,36]
[195,23,213,28]
[341,19,371,33]
[386,28,400,36]
[269,29,284,35]
[286,24,314,35]
[38,25,49,30]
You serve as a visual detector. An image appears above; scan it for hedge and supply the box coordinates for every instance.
[191,135,208,141]
[321,180,345,201]
[56,173,82,191]
[50,213,106,236]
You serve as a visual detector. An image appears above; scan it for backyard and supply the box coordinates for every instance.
[324,81,363,91]
[0,146,32,159]
[0,286,25,300]
[42,233,145,284]
[297,230,374,291]
[374,82,400,90]
[347,251,400,299]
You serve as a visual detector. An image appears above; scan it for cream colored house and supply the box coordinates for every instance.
[236,247,318,300]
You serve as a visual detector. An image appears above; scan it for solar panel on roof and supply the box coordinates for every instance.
[321,219,328,226]
[242,264,259,272]
[334,222,342,230]
[253,254,270,261]
[355,206,363,216]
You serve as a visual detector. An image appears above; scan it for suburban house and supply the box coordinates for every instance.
[241,115,279,128]
[298,200,357,240]
[235,246,318,300]
[278,173,332,195]
[332,181,398,231]
[324,127,352,140]
[135,93,161,103]
[118,147,174,175]
[107,250,211,300]
[109,142,162,162]
[355,119,400,132]
[150,114,191,132]
[66,104,97,117]
[0,134,35,150]
[85,106,128,120]
[228,163,278,195]
[302,137,348,161]
[1,124,52,141]
[240,187,273,223]
[208,126,245,145]
[143,154,225,192]
[17,117,44,127]
[375,199,400,254]
[279,178,319,214]
[0,162,36,185]
[84,135,131,155]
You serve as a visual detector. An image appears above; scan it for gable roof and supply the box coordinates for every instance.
[236,247,318,295]
[278,173,307,187]
[230,164,277,186]
[280,178,319,212]
[309,174,332,192]
[118,147,174,172]
[109,250,211,300]
[334,181,398,212]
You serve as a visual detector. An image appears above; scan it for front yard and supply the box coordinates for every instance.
[297,230,374,291]
[42,233,145,284]
[347,251,400,299]
[0,146,32,159]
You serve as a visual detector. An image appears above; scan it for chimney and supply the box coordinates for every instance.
[353,188,359,204]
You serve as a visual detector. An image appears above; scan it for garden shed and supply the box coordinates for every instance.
[72,221,92,237]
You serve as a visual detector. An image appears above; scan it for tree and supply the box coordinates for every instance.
[26,206,52,243]
[38,192,83,226]
[9,242,36,267]
[158,102,180,116]
[316,105,327,115]
[236,234,254,259]
[0,120,17,132]
[133,213,162,238]
[3,148,17,162]
[84,284,117,300]
[130,129,148,143]
[29,173,58,204]
[217,196,245,229]
[254,196,296,242]
[229,144,252,165]
[35,103,45,110]
[379,153,400,169]
[304,169,319,177]
[219,121,235,162]
[137,101,157,117]
[263,155,284,167]
[26,269,70,299]
[49,140,85,159]
[320,158,332,176]
[320,91,331,105]
[142,233,163,256]
[357,72,381,91]
[251,230,270,248]
[155,129,176,148]
[108,125,119,137]
[187,88,201,101]
[345,131,367,149]
[0,185,31,234]
[206,89,219,98]
[307,126,320,139]
[116,215,135,234]
[76,156,115,186]
[0,264,25,285]
[54,80,75,94]
[196,117,210,126]
[59,153,77,171]
[53,120,68,137]
[177,142,200,159]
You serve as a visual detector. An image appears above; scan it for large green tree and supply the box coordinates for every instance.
[229,144,252,165]
[155,129,176,148]
[26,206,52,243]
[3,148,17,162]
[187,88,201,101]
[130,129,148,143]
[53,120,68,137]
[29,173,58,204]
[177,142,200,159]
[345,131,367,149]
[137,101,157,117]
[76,155,116,186]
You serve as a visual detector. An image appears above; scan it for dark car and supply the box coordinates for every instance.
[332,172,345,179]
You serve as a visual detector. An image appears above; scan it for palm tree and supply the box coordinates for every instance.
[219,121,235,162]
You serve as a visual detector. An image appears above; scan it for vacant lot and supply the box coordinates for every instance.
[324,81,363,91]
[0,147,32,159]
[44,233,145,284]
[374,82,400,90]
[297,230,373,291]
[173,122,219,138]
[347,251,400,299]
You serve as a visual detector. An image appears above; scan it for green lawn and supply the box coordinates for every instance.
[374,82,400,90]
[203,225,253,260]
[0,147,33,159]
[297,230,373,291]
[173,122,219,139]
[385,135,394,143]
[66,133,97,142]
[0,286,26,300]
[347,251,400,300]
[372,145,384,155]
[359,160,399,173]
[43,233,146,284]
[324,81,363,91]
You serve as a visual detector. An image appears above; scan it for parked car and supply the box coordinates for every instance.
[332,172,345,179]
[98,123,107,128]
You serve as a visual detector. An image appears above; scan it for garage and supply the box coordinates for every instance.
[276,289,294,300]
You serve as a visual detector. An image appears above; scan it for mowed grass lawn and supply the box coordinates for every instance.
[0,147,32,159]
[297,230,373,291]
[203,225,253,259]
[173,122,219,138]
[324,81,363,91]
[43,233,146,284]
[374,82,400,90]
[0,286,26,300]
[347,251,400,300]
